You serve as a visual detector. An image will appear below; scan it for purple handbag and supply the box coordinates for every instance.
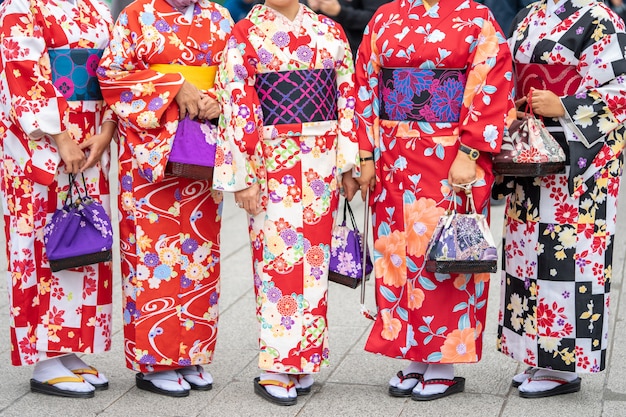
[44,174,113,272]
[165,116,216,180]
[329,200,373,288]
[425,189,497,274]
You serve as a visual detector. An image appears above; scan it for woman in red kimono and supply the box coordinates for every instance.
[0,0,115,398]
[98,0,233,397]
[355,0,515,401]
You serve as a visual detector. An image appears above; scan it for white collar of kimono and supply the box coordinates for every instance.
[182,3,194,20]
[546,0,567,14]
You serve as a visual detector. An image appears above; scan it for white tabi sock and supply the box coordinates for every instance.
[413,364,455,395]
[59,353,108,386]
[32,357,95,393]
[260,372,297,399]
[178,365,213,387]
[142,370,191,392]
[518,369,578,393]
[389,361,428,390]
[291,374,314,390]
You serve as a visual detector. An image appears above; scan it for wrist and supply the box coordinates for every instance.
[458,143,480,161]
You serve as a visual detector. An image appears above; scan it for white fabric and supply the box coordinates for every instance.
[412,364,454,395]
[143,370,191,392]
[59,354,108,386]
[260,373,296,399]
[32,357,95,393]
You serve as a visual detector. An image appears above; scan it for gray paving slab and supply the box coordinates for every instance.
[0,171,624,416]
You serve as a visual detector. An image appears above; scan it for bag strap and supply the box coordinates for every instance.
[359,189,376,321]
[65,173,90,207]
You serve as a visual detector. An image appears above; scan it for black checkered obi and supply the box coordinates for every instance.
[255,68,338,125]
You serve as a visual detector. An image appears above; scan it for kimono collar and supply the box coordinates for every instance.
[546,0,567,15]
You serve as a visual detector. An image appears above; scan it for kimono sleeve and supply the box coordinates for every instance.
[0,0,69,139]
[97,7,184,134]
[334,25,359,175]
[458,13,515,155]
[214,31,262,192]
[353,17,380,155]
[559,11,626,149]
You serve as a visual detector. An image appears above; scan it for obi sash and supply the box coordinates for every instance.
[255,68,338,125]
[149,64,217,89]
[515,63,582,99]
[49,48,104,101]
[378,68,466,123]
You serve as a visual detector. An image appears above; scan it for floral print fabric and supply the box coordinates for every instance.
[496,0,626,373]
[0,0,114,365]
[214,4,358,373]
[354,0,514,363]
[98,0,232,372]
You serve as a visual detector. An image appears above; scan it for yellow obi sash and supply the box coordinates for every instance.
[149,64,217,89]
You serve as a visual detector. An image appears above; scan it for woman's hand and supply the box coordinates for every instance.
[198,94,221,121]
[529,88,565,118]
[448,151,477,194]
[78,121,116,171]
[356,158,376,201]
[175,80,203,120]
[340,171,359,202]
[234,182,262,216]
[52,132,86,174]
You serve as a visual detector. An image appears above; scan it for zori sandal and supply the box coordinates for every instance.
[30,375,95,398]
[519,376,581,398]
[411,377,465,401]
[388,370,423,397]
[253,377,297,406]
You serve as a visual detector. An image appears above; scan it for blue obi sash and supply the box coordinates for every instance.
[255,68,338,125]
[49,48,104,101]
[378,68,466,123]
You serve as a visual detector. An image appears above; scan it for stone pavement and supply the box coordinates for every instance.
[1,181,626,417]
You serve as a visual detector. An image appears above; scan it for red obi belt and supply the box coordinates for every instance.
[515,63,582,99]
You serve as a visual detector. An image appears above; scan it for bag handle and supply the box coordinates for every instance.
[359,189,376,321]
[64,173,90,207]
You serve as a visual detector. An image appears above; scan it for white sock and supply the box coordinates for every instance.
[389,362,427,390]
[143,370,191,392]
[59,353,108,386]
[178,365,213,386]
[260,372,297,399]
[512,367,537,385]
[413,364,454,395]
[291,374,314,390]
[32,357,95,393]
[518,369,578,393]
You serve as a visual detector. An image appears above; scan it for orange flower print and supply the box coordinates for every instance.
[474,20,500,64]
[380,309,402,341]
[404,198,446,257]
[374,230,407,287]
[407,281,425,310]
[440,328,477,363]
[463,63,490,107]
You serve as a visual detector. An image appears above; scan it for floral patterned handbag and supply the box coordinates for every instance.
[424,189,498,274]
[44,173,113,272]
[329,199,373,288]
[493,94,566,177]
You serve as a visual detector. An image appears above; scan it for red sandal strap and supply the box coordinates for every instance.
[396,371,423,383]
[422,378,458,387]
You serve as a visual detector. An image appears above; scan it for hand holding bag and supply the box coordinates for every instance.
[44,173,113,272]
[329,199,373,288]
[493,97,566,177]
[424,188,498,274]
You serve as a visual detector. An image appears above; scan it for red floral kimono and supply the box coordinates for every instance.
[354,0,514,363]
[98,0,233,372]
